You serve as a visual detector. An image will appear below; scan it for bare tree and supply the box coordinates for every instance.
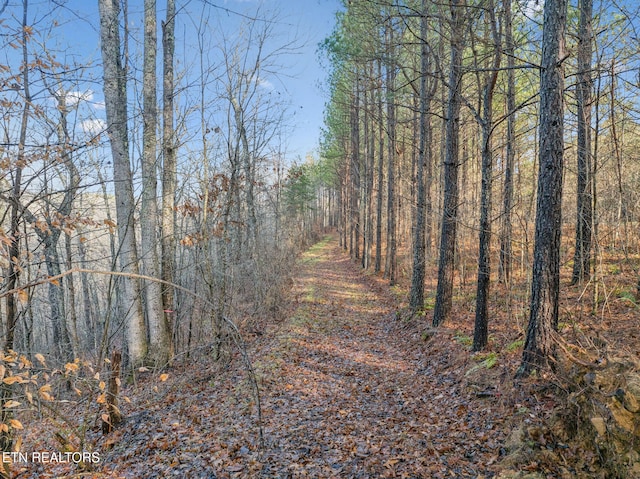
[161,0,177,362]
[98,0,147,366]
[141,0,170,365]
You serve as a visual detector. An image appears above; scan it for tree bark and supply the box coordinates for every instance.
[517,0,567,378]
[161,0,177,362]
[98,0,147,367]
[375,59,384,273]
[385,17,397,285]
[433,0,464,327]
[473,0,501,351]
[410,0,433,312]
[141,0,170,365]
[571,0,593,285]
[499,0,516,284]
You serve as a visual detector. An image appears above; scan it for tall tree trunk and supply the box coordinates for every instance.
[433,0,464,327]
[571,0,593,285]
[2,0,30,457]
[499,0,516,284]
[410,0,432,312]
[352,78,361,260]
[142,0,170,365]
[516,0,567,378]
[385,17,397,285]
[375,59,384,273]
[362,71,371,270]
[161,0,177,361]
[473,0,501,351]
[98,0,147,367]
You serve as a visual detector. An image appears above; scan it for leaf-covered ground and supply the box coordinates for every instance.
[96,236,511,478]
[16,235,638,478]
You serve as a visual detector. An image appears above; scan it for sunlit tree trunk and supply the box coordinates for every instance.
[141,0,170,365]
[98,0,147,366]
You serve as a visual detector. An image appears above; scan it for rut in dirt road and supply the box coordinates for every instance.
[255,236,506,478]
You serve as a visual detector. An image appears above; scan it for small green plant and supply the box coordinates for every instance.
[506,339,524,352]
[390,284,405,301]
[617,289,637,306]
[454,331,473,347]
[422,295,436,311]
[465,352,499,376]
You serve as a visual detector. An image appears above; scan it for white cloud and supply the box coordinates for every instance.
[81,118,107,135]
[522,0,543,17]
[63,89,94,107]
[257,77,274,90]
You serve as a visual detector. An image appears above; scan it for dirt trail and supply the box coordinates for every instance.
[86,235,507,479]
[252,236,505,478]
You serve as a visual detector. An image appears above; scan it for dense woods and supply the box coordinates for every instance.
[0,0,640,477]
[318,0,640,371]
[0,0,309,365]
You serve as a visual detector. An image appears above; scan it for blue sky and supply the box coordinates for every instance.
[33,0,343,162]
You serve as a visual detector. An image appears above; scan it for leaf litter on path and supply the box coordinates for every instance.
[18,236,512,478]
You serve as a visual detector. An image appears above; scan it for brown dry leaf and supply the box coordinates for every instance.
[38,384,54,401]
[34,353,46,366]
[8,419,23,430]
[65,362,79,374]
[17,289,28,304]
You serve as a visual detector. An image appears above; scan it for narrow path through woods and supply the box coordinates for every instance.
[252,236,505,478]
[94,235,508,479]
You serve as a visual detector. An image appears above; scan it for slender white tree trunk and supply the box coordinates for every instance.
[98,0,147,366]
[142,0,170,364]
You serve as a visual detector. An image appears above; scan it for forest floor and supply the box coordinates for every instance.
[14,235,640,478]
